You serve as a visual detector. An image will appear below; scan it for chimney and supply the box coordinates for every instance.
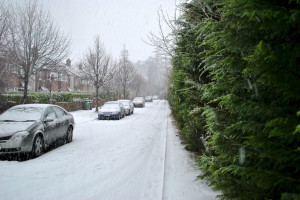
[66,58,71,66]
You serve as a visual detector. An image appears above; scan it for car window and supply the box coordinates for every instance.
[44,107,56,119]
[53,107,66,118]
[102,104,119,109]
[120,101,129,106]
[0,106,43,121]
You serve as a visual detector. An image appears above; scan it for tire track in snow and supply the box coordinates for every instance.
[141,100,170,200]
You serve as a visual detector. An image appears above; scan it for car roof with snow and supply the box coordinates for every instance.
[105,101,119,104]
[11,104,51,109]
[118,99,130,101]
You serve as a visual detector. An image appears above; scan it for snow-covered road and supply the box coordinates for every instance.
[0,100,218,200]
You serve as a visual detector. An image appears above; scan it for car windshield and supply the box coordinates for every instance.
[134,98,143,101]
[102,104,119,109]
[119,101,129,106]
[0,107,44,121]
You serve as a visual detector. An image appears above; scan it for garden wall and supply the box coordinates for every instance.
[54,101,84,112]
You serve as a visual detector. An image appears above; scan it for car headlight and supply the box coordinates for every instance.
[99,111,103,114]
[11,131,29,141]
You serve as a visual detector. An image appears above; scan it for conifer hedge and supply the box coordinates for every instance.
[0,92,93,104]
[169,0,300,199]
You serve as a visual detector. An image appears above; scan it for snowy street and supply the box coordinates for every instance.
[0,100,218,200]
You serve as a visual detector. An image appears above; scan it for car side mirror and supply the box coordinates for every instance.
[44,117,54,123]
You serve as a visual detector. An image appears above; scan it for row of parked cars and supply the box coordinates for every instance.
[98,100,134,120]
[98,97,149,120]
[145,95,159,102]
[0,96,159,158]
[98,96,160,120]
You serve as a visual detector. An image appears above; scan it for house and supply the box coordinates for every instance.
[1,59,94,93]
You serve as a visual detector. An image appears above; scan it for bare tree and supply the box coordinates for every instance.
[134,53,171,98]
[0,0,10,92]
[146,2,180,59]
[131,73,146,97]
[82,36,114,112]
[6,0,70,103]
[117,46,136,99]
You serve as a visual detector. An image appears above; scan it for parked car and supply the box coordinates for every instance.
[98,101,125,120]
[0,104,74,158]
[118,100,134,115]
[145,96,153,102]
[133,97,145,108]
[152,95,159,100]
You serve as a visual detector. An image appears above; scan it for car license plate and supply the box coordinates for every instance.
[104,112,111,116]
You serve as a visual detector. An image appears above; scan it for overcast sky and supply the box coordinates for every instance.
[40,0,177,63]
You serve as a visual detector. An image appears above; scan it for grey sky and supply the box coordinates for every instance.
[41,0,176,63]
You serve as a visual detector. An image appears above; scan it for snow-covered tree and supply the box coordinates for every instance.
[117,46,136,99]
[0,0,10,92]
[82,36,114,112]
[6,0,70,103]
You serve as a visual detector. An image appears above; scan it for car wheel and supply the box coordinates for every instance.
[32,135,44,158]
[65,126,73,143]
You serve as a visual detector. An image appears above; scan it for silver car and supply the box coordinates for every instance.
[118,100,134,115]
[145,96,153,102]
[98,101,126,120]
[133,97,145,108]
[0,104,74,158]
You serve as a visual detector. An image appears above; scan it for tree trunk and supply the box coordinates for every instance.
[123,87,126,99]
[95,86,99,112]
[23,79,29,104]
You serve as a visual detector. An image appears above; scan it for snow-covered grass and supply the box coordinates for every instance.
[0,100,218,200]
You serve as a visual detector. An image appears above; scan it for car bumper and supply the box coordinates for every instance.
[98,114,120,120]
[133,103,144,107]
[0,138,33,155]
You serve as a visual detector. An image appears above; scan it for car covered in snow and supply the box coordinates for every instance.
[0,104,74,158]
[145,96,153,102]
[98,101,125,120]
[152,95,159,100]
[118,99,134,115]
[133,97,145,108]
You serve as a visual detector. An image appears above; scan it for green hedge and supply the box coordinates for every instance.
[0,92,93,104]
[169,0,300,199]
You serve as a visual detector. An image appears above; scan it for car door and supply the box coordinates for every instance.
[130,101,134,113]
[119,103,125,117]
[43,107,58,145]
[53,106,69,139]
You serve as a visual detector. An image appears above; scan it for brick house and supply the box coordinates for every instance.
[1,59,94,93]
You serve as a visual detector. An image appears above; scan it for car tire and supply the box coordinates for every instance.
[65,126,73,143]
[32,135,44,158]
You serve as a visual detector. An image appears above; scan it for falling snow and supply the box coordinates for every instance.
[0,100,219,200]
